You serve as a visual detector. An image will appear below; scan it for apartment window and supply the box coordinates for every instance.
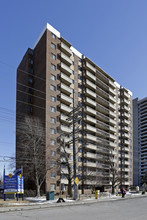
[78,166,82,171]
[51,63,56,71]
[61,175,66,179]
[50,117,56,123]
[72,80,74,84]
[50,150,56,156]
[50,184,56,191]
[72,70,74,75]
[51,43,56,50]
[72,61,74,65]
[28,88,33,94]
[78,101,82,107]
[51,96,56,102]
[51,53,56,60]
[51,32,56,39]
[28,78,33,84]
[50,139,56,145]
[78,83,82,89]
[51,161,56,167]
[51,74,56,81]
[78,66,82,71]
[78,93,82,98]
[50,85,56,91]
[78,75,82,80]
[50,106,56,113]
[78,157,82,162]
[29,106,32,113]
[61,164,66,169]
[50,128,56,134]
[79,58,82,63]
[51,172,56,178]
[29,97,32,103]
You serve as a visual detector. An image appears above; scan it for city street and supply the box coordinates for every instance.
[1,197,147,220]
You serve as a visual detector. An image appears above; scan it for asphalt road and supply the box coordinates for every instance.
[1,197,147,220]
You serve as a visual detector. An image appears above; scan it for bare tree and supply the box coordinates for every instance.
[108,151,126,194]
[16,116,53,197]
[57,137,74,197]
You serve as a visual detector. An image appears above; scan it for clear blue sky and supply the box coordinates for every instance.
[0,0,147,174]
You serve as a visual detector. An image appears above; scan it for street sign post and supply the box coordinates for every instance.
[74,177,79,185]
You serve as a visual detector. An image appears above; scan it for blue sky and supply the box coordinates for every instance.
[0,0,147,175]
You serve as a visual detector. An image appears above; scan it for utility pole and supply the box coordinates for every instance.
[72,89,77,200]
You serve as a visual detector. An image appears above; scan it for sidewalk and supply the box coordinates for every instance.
[0,193,147,213]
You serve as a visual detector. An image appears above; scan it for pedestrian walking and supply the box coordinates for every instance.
[121,188,126,198]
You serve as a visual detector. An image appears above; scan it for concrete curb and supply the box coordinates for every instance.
[0,194,147,213]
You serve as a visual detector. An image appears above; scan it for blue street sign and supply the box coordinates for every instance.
[17,176,24,193]
[4,175,17,193]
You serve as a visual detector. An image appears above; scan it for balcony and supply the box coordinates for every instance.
[122,112,129,119]
[86,152,96,159]
[109,126,116,133]
[60,72,72,85]
[85,144,97,151]
[109,95,116,104]
[85,161,96,168]
[109,102,116,111]
[121,119,129,125]
[60,103,72,113]
[121,105,129,112]
[109,134,116,141]
[125,160,129,165]
[96,103,109,115]
[85,97,96,107]
[85,115,96,124]
[60,114,69,123]
[60,93,72,105]
[85,134,97,142]
[85,106,96,116]
[122,126,129,132]
[85,70,96,81]
[85,88,96,98]
[85,79,96,90]
[124,167,129,172]
[121,153,129,159]
[109,118,116,126]
[124,140,129,145]
[96,78,109,92]
[85,124,96,132]
[96,128,109,138]
[96,86,109,100]
[60,42,72,57]
[96,111,109,123]
[122,98,129,105]
[96,120,109,131]
[109,87,116,96]
[61,125,72,133]
[109,142,116,147]
[60,62,72,76]
[109,80,116,89]
[109,110,116,119]
[122,133,129,139]
[96,95,109,108]
[60,52,72,66]
[121,90,129,99]
[85,62,96,73]
[96,70,109,84]
[60,83,73,95]
[121,147,129,152]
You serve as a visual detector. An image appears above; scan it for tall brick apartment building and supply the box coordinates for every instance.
[16,23,133,194]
